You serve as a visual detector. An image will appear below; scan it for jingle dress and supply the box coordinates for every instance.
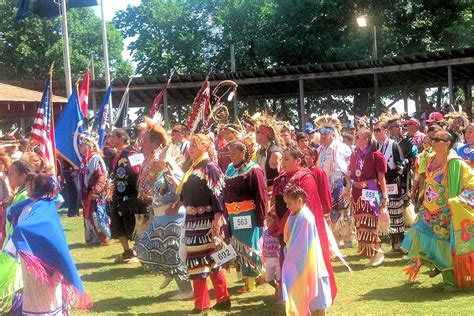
[348,147,387,257]
[80,152,111,245]
[223,160,267,277]
[401,153,474,288]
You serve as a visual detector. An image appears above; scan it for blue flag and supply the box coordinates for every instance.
[16,0,98,20]
[55,88,84,168]
[95,83,112,149]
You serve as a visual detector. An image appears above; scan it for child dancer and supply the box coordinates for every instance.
[281,186,326,316]
[262,211,281,300]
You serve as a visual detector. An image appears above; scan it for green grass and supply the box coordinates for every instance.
[61,215,473,315]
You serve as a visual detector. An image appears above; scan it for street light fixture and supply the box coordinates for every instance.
[356,15,368,28]
[357,14,380,110]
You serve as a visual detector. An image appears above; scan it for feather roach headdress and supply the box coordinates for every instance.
[314,115,342,138]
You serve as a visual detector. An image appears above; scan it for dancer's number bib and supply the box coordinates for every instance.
[233,215,252,230]
[212,245,237,266]
[387,184,398,195]
[129,153,145,167]
[361,189,378,202]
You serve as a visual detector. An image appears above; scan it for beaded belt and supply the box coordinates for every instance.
[185,205,212,215]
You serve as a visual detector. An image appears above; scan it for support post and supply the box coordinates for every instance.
[403,86,408,114]
[230,44,238,121]
[299,79,305,130]
[448,65,454,108]
[373,25,380,112]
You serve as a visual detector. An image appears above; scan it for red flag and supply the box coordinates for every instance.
[78,70,90,117]
[30,73,57,174]
[149,76,172,118]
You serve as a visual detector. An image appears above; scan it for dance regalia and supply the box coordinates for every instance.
[401,153,474,288]
[217,146,232,173]
[136,159,188,280]
[0,188,29,314]
[80,152,111,245]
[9,199,92,314]
[282,205,320,315]
[223,161,267,277]
[136,149,164,239]
[378,139,405,235]
[316,141,352,242]
[457,144,474,169]
[349,148,387,257]
[273,167,337,308]
[256,142,282,188]
[179,157,225,279]
[395,135,418,204]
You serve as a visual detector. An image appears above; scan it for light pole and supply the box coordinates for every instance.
[357,15,379,110]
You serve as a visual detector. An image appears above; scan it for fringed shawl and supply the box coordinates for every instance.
[10,199,92,309]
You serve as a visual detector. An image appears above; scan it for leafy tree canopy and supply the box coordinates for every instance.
[0,0,133,81]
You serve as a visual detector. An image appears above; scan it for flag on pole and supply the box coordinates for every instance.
[114,78,132,128]
[95,83,112,149]
[55,88,84,168]
[30,72,57,174]
[149,75,173,119]
[16,0,98,20]
[78,70,90,118]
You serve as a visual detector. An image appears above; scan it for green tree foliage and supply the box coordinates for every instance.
[114,0,472,118]
[0,0,132,81]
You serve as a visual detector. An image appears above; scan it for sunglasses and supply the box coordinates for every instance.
[373,128,384,132]
[355,135,365,140]
[432,137,449,143]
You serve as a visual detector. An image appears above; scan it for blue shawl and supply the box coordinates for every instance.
[10,199,91,308]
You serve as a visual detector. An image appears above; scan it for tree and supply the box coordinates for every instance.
[113,0,217,75]
[0,0,132,81]
[113,0,473,119]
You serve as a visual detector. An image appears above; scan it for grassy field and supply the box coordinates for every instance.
[62,215,473,315]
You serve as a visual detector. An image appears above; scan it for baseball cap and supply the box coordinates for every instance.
[407,118,420,127]
[426,112,444,124]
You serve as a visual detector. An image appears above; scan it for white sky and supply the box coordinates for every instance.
[93,0,141,62]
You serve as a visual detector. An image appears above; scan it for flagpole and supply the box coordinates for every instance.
[100,0,113,128]
[60,0,72,97]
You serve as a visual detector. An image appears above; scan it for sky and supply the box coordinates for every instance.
[92,0,141,63]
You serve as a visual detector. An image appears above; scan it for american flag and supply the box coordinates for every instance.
[30,75,57,174]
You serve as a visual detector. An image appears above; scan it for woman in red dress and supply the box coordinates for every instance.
[347,128,388,267]
[272,146,336,312]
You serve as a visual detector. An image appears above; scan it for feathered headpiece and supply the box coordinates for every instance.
[445,111,469,130]
[314,115,342,136]
[253,115,283,147]
[79,132,99,148]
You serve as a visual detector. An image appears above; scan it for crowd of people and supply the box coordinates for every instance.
[0,107,473,315]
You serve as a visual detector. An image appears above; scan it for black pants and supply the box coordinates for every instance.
[63,171,79,217]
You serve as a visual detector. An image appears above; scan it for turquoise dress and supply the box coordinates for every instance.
[223,161,267,277]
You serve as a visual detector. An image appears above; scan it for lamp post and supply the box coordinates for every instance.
[357,15,379,110]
